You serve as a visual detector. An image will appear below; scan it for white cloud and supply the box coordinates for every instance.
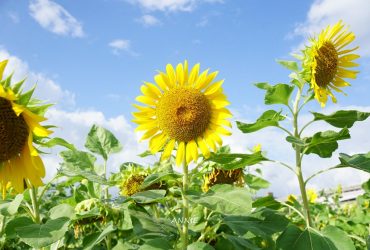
[8,11,20,23]
[294,0,370,56]
[29,0,84,38]
[0,47,75,107]
[108,39,138,56]
[137,14,162,27]
[128,0,222,12]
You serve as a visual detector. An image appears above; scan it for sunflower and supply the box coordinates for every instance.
[133,61,232,165]
[0,59,52,198]
[202,168,244,192]
[302,21,359,107]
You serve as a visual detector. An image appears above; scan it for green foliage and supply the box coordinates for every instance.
[336,152,370,173]
[255,82,295,106]
[312,110,370,128]
[237,110,286,133]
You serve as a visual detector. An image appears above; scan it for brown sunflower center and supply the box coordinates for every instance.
[314,41,339,87]
[0,97,28,161]
[156,87,211,142]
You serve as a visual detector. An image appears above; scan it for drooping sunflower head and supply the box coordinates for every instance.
[0,59,53,198]
[133,61,232,166]
[202,168,244,192]
[302,21,360,107]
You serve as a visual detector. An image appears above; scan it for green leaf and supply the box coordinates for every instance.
[244,173,270,190]
[85,124,122,160]
[216,234,259,250]
[60,149,96,170]
[49,204,75,220]
[286,136,306,147]
[322,226,356,250]
[252,196,282,209]
[130,190,166,204]
[277,225,337,250]
[17,217,70,248]
[83,222,116,250]
[141,172,181,189]
[223,209,289,237]
[59,163,109,184]
[43,137,75,150]
[277,60,299,72]
[5,217,34,239]
[304,128,351,158]
[237,110,285,133]
[207,151,268,170]
[264,83,295,106]
[336,152,370,173]
[139,238,173,250]
[0,194,23,216]
[312,110,370,128]
[187,242,215,250]
[189,184,252,215]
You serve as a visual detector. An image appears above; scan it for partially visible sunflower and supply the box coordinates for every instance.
[202,168,244,192]
[133,61,232,165]
[0,59,52,198]
[302,21,360,107]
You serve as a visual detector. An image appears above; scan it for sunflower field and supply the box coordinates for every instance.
[0,19,370,250]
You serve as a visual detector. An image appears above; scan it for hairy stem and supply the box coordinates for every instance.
[181,152,189,249]
[292,87,313,228]
[29,186,40,224]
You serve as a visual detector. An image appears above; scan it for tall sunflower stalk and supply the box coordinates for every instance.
[237,21,364,229]
[133,61,232,248]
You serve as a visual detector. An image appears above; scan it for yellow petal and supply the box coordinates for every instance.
[204,80,224,96]
[186,140,198,164]
[149,133,168,153]
[197,137,210,158]
[0,60,8,80]
[188,63,200,85]
[166,64,177,86]
[196,70,218,90]
[140,127,159,141]
[161,139,176,161]
[176,141,185,166]
[136,95,157,106]
[176,63,184,86]
[154,73,169,91]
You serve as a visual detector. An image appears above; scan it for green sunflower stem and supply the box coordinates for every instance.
[181,152,189,249]
[29,185,40,224]
[292,87,313,228]
[103,159,112,250]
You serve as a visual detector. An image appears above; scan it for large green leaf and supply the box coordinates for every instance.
[60,149,96,170]
[0,194,23,216]
[49,204,75,220]
[322,226,356,250]
[130,190,166,204]
[303,128,350,158]
[82,222,116,250]
[207,151,268,170]
[139,238,173,250]
[59,163,109,184]
[141,171,181,189]
[237,110,285,133]
[276,60,299,72]
[277,225,337,250]
[85,124,122,160]
[216,234,259,250]
[255,82,295,106]
[336,152,370,173]
[244,173,270,190]
[189,184,252,215]
[223,209,289,237]
[17,217,70,248]
[5,217,34,239]
[187,242,215,250]
[312,110,370,128]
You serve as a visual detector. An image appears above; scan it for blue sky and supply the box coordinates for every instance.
[1,0,369,196]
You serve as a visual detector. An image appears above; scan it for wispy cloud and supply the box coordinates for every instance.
[108,39,138,56]
[29,0,84,38]
[293,0,370,56]
[8,11,20,23]
[137,14,162,27]
[128,0,222,12]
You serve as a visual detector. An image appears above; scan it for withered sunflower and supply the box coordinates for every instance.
[303,21,359,107]
[0,59,52,197]
[133,61,232,165]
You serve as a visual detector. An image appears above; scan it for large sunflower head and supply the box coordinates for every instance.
[133,61,232,166]
[302,21,360,107]
[0,59,52,198]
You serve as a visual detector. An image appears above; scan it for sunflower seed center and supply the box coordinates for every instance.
[0,97,28,161]
[314,41,339,87]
